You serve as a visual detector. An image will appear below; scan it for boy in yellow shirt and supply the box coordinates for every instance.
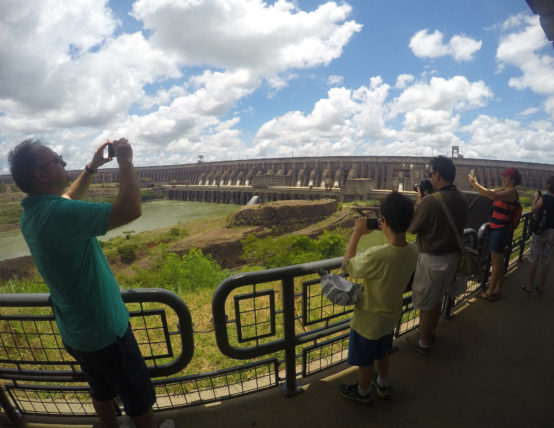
[339,192,418,403]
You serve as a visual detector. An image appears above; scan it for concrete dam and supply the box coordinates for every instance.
[2,155,553,203]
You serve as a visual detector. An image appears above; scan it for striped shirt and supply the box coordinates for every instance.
[490,199,518,229]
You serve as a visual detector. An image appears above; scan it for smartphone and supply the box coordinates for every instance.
[107,143,115,158]
[366,217,380,230]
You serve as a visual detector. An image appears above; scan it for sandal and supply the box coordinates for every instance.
[520,284,532,294]
[535,286,544,294]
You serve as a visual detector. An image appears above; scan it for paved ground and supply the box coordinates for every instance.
[3,261,553,427]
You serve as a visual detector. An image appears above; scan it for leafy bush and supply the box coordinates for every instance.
[241,230,347,269]
[117,242,138,264]
[122,249,229,294]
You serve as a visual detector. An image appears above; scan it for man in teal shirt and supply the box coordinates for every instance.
[9,138,165,428]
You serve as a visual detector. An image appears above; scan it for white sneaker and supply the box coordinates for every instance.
[159,419,176,428]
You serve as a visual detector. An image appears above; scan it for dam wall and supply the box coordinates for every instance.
[1,156,553,202]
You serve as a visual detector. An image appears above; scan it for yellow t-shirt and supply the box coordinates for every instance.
[346,242,418,340]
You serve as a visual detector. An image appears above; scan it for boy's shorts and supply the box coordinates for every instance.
[64,325,156,418]
[347,329,392,367]
[528,229,554,265]
[489,227,511,253]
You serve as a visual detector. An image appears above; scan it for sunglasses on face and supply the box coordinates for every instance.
[39,154,64,169]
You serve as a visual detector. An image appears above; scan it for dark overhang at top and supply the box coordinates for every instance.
[526,0,554,48]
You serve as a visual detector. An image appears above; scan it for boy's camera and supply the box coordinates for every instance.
[107,143,115,158]
[366,217,380,230]
[414,178,433,196]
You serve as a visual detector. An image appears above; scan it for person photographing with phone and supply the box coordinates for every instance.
[522,176,554,294]
[469,167,521,301]
[8,138,173,428]
[338,192,418,403]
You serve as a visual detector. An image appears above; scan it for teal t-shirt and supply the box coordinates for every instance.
[20,195,129,352]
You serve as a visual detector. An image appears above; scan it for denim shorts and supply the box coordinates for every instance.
[347,329,392,367]
[64,325,156,418]
[489,227,511,253]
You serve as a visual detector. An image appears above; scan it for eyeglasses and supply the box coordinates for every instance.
[38,154,64,169]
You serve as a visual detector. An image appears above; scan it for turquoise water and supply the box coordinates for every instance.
[0,201,241,261]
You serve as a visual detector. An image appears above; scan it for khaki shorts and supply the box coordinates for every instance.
[411,252,459,311]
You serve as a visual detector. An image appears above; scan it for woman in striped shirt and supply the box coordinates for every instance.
[469,168,521,301]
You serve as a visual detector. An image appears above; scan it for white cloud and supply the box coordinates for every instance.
[409,29,482,61]
[0,0,361,170]
[131,0,362,74]
[327,74,344,86]
[395,74,414,89]
[517,107,539,116]
[252,75,492,159]
[496,14,554,117]
[389,76,493,118]
[462,114,554,163]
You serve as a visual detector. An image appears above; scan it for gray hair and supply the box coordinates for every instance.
[8,139,44,193]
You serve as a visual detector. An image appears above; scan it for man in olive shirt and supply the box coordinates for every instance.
[405,156,468,355]
[8,139,169,428]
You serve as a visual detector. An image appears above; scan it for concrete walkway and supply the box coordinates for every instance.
[3,261,553,427]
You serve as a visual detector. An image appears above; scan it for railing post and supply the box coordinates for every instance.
[0,386,22,425]
[279,276,303,397]
[504,230,513,273]
[441,292,455,320]
[518,214,529,262]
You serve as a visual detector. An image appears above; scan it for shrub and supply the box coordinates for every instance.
[241,230,348,269]
[117,243,138,264]
[123,249,229,294]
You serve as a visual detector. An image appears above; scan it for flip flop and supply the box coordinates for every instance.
[520,284,532,293]
[535,286,544,294]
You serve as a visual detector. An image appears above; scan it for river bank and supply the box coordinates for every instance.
[0,199,362,282]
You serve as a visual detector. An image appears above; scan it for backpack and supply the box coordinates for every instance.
[509,200,522,230]
[531,204,547,235]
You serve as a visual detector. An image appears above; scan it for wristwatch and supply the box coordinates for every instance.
[85,165,97,174]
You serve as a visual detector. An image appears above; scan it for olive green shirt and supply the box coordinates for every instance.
[408,186,468,255]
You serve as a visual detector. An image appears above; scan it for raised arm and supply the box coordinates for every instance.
[63,141,113,200]
[468,174,517,202]
[531,193,543,214]
[343,217,369,263]
[108,138,142,230]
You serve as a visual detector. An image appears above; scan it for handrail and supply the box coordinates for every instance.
[0,215,535,423]
[0,288,194,381]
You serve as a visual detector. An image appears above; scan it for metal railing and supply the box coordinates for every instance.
[0,214,534,424]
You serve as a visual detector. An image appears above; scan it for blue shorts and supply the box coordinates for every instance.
[489,227,511,253]
[64,326,156,418]
[347,329,392,367]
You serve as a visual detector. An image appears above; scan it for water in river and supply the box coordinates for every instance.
[0,200,241,261]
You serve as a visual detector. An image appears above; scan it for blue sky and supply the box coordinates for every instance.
[1,0,553,173]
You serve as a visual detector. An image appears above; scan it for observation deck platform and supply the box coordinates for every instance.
[3,261,551,428]
[163,261,552,428]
